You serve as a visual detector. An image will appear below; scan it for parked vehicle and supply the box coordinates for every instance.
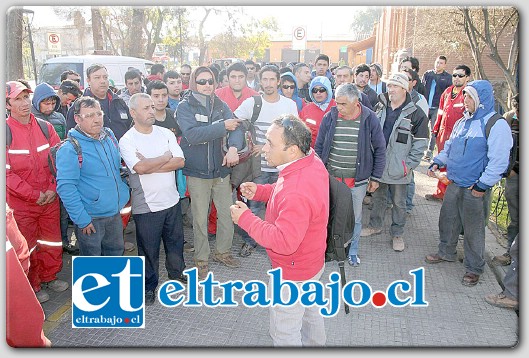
[38,55,154,90]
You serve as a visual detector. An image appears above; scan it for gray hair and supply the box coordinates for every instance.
[129,93,151,110]
[334,83,361,103]
[335,65,353,76]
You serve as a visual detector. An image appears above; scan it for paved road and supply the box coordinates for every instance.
[41,161,519,348]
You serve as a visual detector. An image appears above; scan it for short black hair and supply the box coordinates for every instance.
[315,54,330,65]
[60,69,80,82]
[146,80,168,95]
[454,64,471,76]
[354,64,371,76]
[245,59,256,66]
[59,79,82,97]
[227,62,248,77]
[273,114,311,155]
[86,64,107,78]
[163,70,180,83]
[293,62,309,76]
[403,68,419,84]
[400,56,420,73]
[124,69,142,82]
[73,96,100,114]
[150,64,165,76]
[438,55,448,63]
[259,64,281,81]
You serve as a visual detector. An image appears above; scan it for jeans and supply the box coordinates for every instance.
[504,174,519,249]
[347,183,367,257]
[369,182,407,237]
[133,202,185,292]
[240,171,279,247]
[427,108,439,152]
[75,213,124,256]
[406,171,415,212]
[438,184,485,275]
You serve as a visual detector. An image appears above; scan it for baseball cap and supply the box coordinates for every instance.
[386,73,409,91]
[6,81,33,99]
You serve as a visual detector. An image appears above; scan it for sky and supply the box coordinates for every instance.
[25,5,363,39]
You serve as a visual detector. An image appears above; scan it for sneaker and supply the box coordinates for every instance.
[213,252,241,268]
[360,227,382,237]
[124,241,136,252]
[347,255,360,267]
[492,252,511,266]
[485,293,518,309]
[392,236,405,252]
[35,289,49,304]
[195,260,209,280]
[145,290,156,306]
[362,194,372,206]
[42,279,69,292]
[425,194,443,202]
[238,243,256,257]
[183,241,195,253]
[168,272,188,285]
[63,243,79,255]
[425,253,455,264]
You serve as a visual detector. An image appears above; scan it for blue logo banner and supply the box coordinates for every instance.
[72,256,145,328]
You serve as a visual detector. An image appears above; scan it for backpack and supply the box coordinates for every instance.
[483,113,517,178]
[326,174,355,314]
[6,118,50,146]
[229,95,263,188]
[47,128,118,178]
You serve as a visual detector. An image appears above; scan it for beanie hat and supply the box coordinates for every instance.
[462,85,480,109]
[386,72,409,91]
[371,63,383,77]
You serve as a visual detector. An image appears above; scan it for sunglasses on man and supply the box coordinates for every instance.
[311,87,327,94]
[282,85,295,90]
[196,78,214,85]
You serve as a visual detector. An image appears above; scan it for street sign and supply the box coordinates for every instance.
[48,32,61,55]
[292,26,307,51]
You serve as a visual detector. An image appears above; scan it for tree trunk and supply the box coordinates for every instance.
[6,8,24,80]
[127,8,145,57]
[144,9,164,60]
[198,8,211,65]
[91,7,104,52]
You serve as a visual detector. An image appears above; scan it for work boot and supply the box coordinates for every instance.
[213,252,241,268]
[485,293,518,309]
[195,260,209,281]
[360,227,382,237]
[183,241,195,253]
[492,252,511,266]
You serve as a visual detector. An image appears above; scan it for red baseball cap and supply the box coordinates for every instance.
[6,81,33,99]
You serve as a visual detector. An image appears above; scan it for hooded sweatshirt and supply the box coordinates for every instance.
[56,127,130,228]
[278,71,304,113]
[300,76,336,147]
[31,82,66,139]
[433,80,513,189]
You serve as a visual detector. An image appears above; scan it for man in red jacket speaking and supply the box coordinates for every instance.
[230,114,329,347]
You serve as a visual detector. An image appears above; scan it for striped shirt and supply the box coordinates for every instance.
[328,118,361,179]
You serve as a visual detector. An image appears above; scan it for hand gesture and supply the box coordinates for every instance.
[223,147,239,167]
[239,182,257,201]
[230,200,249,225]
[427,164,439,178]
[224,119,241,131]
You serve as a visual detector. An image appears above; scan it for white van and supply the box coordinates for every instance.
[38,55,154,90]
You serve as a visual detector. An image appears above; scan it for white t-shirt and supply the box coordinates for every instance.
[234,95,298,172]
[119,126,185,214]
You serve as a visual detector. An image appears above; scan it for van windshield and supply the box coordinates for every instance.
[39,63,84,89]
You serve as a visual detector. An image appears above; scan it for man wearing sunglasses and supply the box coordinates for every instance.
[230,115,329,347]
[425,65,471,202]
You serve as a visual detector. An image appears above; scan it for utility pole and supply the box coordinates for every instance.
[22,9,37,82]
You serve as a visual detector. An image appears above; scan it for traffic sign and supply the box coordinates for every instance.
[292,26,307,50]
[48,32,61,55]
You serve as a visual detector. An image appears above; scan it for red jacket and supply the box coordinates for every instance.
[433,85,466,152]
[6,114,61,210]
[299,99,336,147]
[6,206,48,348]
[238,150,329,281]
[215,86,259,112]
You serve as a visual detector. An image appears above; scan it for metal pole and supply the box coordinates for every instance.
[22,9,38,83]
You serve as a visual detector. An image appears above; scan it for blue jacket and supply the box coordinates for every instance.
[315,105,386,182]
[433,80,513,189]
[176,91,244,179]
[56,127,130,228]
[66,88,132,141]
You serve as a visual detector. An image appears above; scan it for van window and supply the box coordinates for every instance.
[104,64,124,88]
[39,63,84,89]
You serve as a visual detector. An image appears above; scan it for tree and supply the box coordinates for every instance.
[349,7,383,35]
[91,7,105,52]
[6,7,24,80]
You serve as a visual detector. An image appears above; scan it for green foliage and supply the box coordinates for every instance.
[349,7,383,34]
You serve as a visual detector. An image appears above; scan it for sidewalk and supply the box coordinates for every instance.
[42,161,518,347]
